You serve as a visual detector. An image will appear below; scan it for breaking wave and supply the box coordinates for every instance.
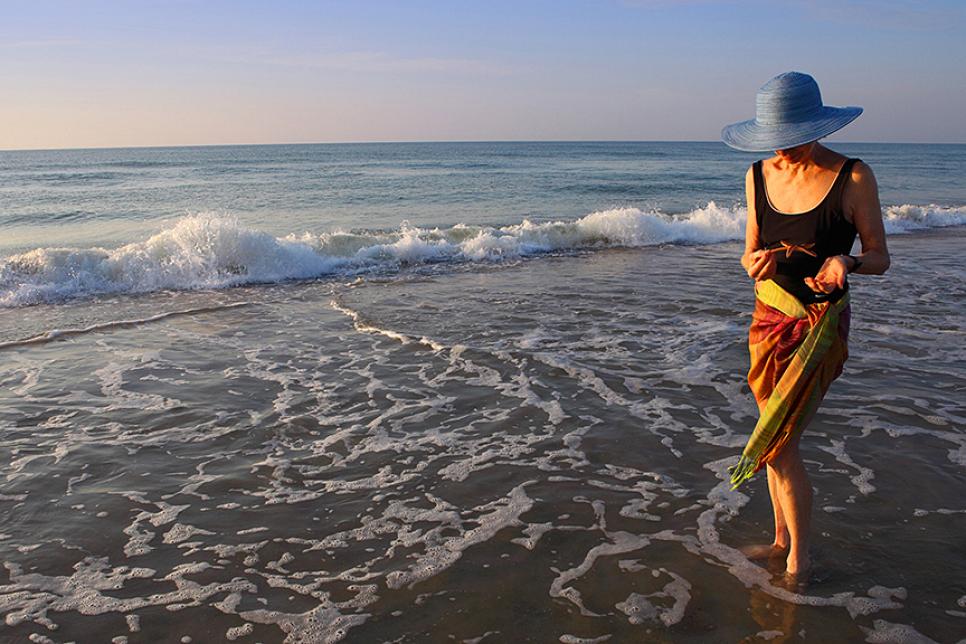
[1,202,962,306]
[881,203,966,232]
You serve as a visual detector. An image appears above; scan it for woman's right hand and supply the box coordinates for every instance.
[744,249,777,281]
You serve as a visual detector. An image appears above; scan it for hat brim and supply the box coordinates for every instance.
[721,106,863,152]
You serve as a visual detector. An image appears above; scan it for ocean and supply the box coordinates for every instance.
[0,142,964,642]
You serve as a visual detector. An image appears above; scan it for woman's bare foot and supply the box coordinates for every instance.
[740,543,790,560]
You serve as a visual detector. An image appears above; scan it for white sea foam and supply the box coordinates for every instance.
[615,568,691,626]
[859,619,941,643]
[882,204,966,234]
[2,203,962,306]
[1,205,741,307]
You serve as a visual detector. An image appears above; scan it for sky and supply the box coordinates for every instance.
[2,0,965,150]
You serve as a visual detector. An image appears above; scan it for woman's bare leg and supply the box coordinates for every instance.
[769,439,812,576]
[767,463,791,550]
[741,465,791,560]
[741,399,791,560]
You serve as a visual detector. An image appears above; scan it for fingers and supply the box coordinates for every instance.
[826,257,847,289]
[804,277,830,293]
[745,254,762,279]
[748,252,776,280]
[813,258,847,291]
[804,276,835,294]
[751,249,779,261]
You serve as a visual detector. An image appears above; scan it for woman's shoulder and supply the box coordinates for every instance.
[848,158,873,174]
[844,159,878,193]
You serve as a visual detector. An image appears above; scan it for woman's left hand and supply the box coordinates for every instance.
[804,255,849,294]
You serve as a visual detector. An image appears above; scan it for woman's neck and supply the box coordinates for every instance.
[773,143,837,173]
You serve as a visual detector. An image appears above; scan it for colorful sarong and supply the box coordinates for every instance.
[729,279,851,489]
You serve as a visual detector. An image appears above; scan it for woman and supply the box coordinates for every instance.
[721,72,890,578]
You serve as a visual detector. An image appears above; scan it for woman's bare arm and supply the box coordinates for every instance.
[845,161,890,275]
[741,164,777,281]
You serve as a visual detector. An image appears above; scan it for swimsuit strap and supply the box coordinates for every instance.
[825,157,861,213]
[752,160,767,232]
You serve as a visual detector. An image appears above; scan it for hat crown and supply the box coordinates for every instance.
[755,72,824,126]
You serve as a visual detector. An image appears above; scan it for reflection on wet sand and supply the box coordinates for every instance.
[745,572,800,643]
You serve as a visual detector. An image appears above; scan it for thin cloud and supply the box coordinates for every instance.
[620,0,962,29]
[620,0,734,7]
[229,50,514,76]
[792,0,961,30]
[0,39,87,49]
[620,1,725,5]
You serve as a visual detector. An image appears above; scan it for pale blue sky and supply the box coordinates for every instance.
[2,0,964,149]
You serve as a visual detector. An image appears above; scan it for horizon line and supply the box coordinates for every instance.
[4,138,966,154]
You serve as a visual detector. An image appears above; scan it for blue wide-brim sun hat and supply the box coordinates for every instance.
[721,72,862,152]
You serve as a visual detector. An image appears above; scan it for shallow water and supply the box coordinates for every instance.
[1,228,963,642]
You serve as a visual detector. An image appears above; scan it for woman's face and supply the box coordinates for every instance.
[775,142,816,164]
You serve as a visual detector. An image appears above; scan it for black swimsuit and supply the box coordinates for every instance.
[754,158,860,305]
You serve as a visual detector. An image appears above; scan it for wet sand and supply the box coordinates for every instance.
[0,230,964,642]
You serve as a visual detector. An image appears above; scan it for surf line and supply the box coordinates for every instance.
[329,298,445,352]
[0,301,253,351]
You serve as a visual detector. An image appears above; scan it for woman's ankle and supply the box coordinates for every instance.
[786,548,810,574]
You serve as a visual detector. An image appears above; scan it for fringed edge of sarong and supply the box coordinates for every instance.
[729,455,758,489]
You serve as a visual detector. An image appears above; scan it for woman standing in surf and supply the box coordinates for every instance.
[721,72,890,578]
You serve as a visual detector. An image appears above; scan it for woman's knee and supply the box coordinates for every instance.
[769,446,803,476]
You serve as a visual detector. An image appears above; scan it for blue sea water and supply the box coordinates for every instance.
[0,142,964,642]
[1,142,964,306]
